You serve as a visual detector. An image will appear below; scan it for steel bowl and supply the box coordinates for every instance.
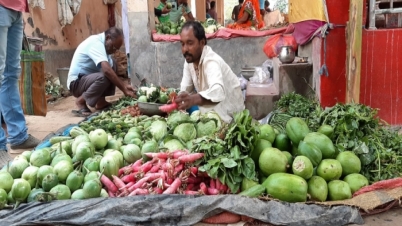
[241,70,255,80]
[137,102,166,116]
[278,46,295,64]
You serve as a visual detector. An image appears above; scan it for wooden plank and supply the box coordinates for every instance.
[345,0,363,103]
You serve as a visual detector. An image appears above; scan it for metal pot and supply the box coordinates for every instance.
[278,46,295,64]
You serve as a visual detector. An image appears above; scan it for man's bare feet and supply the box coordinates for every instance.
[95,97,112,110]
[75,96,89,110]
[73,96,92,117]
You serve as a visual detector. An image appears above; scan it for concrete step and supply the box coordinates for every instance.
[245,82,279,120]
[273,57,314,97]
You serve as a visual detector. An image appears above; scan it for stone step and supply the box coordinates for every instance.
[245,83,279,120]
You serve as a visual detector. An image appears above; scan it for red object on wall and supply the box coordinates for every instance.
[320,0,402,125]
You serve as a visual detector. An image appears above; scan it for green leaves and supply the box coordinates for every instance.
[191,110,258,193]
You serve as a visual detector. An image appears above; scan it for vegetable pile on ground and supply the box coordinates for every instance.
[269,92,402,183]
[1,92,401,210]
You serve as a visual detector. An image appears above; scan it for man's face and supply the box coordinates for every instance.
[180,27,204,64]
[105,35,123,55]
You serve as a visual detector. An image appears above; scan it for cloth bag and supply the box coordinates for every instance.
[19,51,47,116]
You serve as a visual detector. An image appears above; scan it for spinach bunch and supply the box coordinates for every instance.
[191,110,258,193]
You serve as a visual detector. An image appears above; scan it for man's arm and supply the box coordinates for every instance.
[101,61,134,97]
[232,7,236,21]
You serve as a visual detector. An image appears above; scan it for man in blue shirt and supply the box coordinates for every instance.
[67,27,135,117]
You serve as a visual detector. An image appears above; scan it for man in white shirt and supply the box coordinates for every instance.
[175,21,245,123]
[67,27,135,117]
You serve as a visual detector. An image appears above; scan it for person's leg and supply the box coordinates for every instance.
[0,7,39,159]
[73,72,116,109]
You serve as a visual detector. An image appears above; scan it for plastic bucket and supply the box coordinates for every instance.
[57,68,69,89]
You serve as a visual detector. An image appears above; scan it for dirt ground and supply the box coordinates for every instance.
[4,91,402,225]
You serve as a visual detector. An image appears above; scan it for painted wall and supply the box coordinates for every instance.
[23,0,110,77]
[320,0,402,125]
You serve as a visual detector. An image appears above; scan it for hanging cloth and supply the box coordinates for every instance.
[57,0,82,28]
[28,0,45,9]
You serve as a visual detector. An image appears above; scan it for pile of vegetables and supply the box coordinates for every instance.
[156,18,224,35]
[201,18,224,34]
[156,19,185,35]
[269,92,402,184]
[1,92,402,210]
[136,85,178,104]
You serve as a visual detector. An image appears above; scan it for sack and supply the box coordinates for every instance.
[19,51,47,116]
[263,34,298,59]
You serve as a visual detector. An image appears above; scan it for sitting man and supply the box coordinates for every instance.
[175,21,245,123]
[169,0,194,23]
[67,27,135,117]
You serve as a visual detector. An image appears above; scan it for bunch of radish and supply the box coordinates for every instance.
[99,150,231,196]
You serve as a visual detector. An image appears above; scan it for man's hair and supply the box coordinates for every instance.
[105,27,123,40]
[265,0,270,6]
[210,1,216,8]
[181,21,207,45]
[239,0,244,4]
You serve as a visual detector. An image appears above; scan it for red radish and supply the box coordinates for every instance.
[159,102,178,113]
[108,190,116,197]
[149,165,160,173]
[112,175,127,190]
[139,160,154,174]
[128,188,149,196]
[144,172,162,181]
[186,183,195,191]
[207,188,220,195]
[153,187,163,194]
[144,152,169,159]
[118,164,133,176]
[174,164,184,175]
[131,159,143,172]
[98,173,118,193]
[127,176,150,192]
[122,181,135,189]
[178,153,204,163]
[210,179,216,189]
[199,182,208,195]
[163,178,181,194]
[121,173,136,184]
[184,190,199,195]
[189,167,198,176]
[172,150,189,159]
[187,177,203,184]
[167,178,174,185]
[215,179,222,191]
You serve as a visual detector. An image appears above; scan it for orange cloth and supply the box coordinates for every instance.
[227,0,264,30]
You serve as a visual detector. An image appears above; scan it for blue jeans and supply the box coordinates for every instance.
[0,5,28,150]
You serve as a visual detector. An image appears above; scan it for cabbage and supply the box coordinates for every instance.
[148,120,168,141]
[204,111,223,129]
[167,111,191,128]
[190,110,201,122]
[163,139,185,151]
[196,120,217,138]
[173,123,197,142]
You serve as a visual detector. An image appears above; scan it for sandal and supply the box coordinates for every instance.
[71,108,92,117]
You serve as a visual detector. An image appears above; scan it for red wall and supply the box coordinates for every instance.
[361,30,402,125]
[320,0,402,125]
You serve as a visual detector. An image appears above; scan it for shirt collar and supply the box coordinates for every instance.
[199,45,210,65]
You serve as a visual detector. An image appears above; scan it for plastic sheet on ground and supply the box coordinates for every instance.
[0,195,363,226]
[152,27,289,42]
